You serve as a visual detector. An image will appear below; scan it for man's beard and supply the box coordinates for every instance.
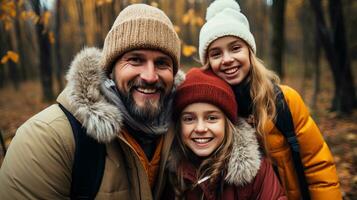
[117,78,170,122]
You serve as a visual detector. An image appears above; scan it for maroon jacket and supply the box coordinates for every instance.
[164,119,287,200]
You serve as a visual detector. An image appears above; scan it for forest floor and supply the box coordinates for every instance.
[0,79,356,199]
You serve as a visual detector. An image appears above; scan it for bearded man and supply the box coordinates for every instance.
[0,4,182,200]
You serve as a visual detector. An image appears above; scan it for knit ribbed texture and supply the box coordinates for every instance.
[102,4,181,75]
[199,0,256,64]
[174,68,237,123]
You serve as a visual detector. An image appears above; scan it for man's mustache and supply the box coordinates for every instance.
[127,77,166,94]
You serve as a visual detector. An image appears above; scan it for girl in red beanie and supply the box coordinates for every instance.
[164,68,286,200]
[198,0,341,199]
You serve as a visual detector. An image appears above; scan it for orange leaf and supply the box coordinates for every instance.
[48,31,55,44]
[1,55,9,64]
[41,11,51,26]
[7,51,19,63]
[150,2,159,8]
[182,14,190,25]
[4,20,13,31]
[174,25,181,34]
[182,45,197,57]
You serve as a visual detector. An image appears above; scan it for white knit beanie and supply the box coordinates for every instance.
[199,0,256,64]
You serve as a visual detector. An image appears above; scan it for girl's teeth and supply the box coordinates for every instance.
[225,68,238,74]
[192,138,211,143]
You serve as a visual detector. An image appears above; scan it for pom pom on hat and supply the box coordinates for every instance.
[206,0,241,20]
[199,0,256,64]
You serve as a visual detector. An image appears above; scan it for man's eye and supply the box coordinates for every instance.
[128,57,143,65]
[156,60,172,69]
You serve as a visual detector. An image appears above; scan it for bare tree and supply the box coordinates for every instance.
[55,0,64,91]
[31,0,54,102]
[271,0,286,78]
[309,0,356,114]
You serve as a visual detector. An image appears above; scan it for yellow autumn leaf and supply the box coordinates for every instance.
[173,25,180,34]
[1,55,9,64]
[195,17,204,26]
[20,11,39,23]
[182,45,197,57]
[48,31,55,44]
[96,0,104,6]
[7,51,19,63]
[1,51,19,64]
[150,2,159,8]
[182,14,190,25]
[18,0,24,7]
[4,20,13,30]
[41,11,51,26]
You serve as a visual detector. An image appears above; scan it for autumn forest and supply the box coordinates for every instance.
[0,0,356,198]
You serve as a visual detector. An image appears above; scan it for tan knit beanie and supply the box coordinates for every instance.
[102,4,181,75]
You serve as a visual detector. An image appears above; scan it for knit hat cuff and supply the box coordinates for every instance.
[103,18,181,75]
[199,21,256,64]
[174,84,237,123]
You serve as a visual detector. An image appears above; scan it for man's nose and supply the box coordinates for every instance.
[140,61,159,84]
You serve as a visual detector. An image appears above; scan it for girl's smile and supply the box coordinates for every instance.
[180,102,226,157]
[208,36,251,85]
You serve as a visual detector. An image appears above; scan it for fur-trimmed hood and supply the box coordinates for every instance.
[58,47,185,143]
[167,119,261,186]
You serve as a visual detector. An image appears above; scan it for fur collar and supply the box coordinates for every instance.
[168,119,261,186]
[63,47,185,143]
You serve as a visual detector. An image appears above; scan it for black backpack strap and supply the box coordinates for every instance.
[274,86,311,200]
[58,104,106,200]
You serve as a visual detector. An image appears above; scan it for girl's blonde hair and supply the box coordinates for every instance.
[170,116,236,199]
[248,50,280,136]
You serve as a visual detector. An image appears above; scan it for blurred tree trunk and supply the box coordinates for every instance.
[76,0,86,47]
[271,0,286,78]
[7,26,20,90]
[0,23,6,88]
[31,0,54,102]
[312,30,321,111]
[298,0,315,99]
[309,0,356,114]
[55,0,64,91]
[15,0,27,81]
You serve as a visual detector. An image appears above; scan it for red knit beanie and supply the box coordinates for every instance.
[174,68,238,123]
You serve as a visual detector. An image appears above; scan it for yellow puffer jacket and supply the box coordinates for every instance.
[264,85,342,200]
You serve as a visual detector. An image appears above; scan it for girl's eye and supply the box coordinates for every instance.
[231,45,241,52]
[181,115,195,123]
[208,51,222,59]
[128,57,143,65]
[207,115,219,122]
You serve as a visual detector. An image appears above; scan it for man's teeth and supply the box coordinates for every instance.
[224,68,238,74]
[136,87,157,94]
[192,138,212,143]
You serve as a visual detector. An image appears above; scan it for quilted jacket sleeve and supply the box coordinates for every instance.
[281,85,342,200]
[0,105,74,200]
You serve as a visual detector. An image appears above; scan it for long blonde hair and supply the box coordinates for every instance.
[248,50,280,136]
[170,116,235,200]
